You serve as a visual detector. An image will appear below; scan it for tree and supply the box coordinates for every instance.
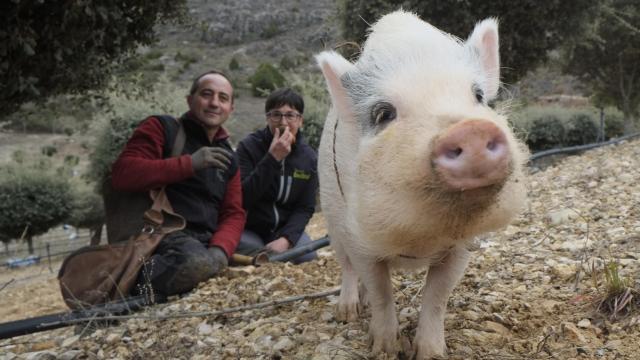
[0,168,73,254]
[69,188,105,246]
[563,0,640,134]
[0,1,186,115]
[338,0,596,85]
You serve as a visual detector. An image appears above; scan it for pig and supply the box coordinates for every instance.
[315,10,528,359]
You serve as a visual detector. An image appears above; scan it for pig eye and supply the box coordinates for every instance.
[371,102,397,128]
[473,84,484,103]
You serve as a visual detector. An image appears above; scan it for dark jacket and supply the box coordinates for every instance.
[236,127,318,246]
[110,112,246,258]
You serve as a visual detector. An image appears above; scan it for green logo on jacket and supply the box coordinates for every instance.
[293,169,311,180]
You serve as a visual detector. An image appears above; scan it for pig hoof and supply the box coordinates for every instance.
[370,335,399,356]
[413,341,447,359]
[369,328,399,356]
[335,301,360,322]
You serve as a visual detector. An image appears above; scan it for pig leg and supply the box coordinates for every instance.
[333,239,361,322]
[351,257,399,355]
[414,246,470,359]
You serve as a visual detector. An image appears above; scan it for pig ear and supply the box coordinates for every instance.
[315,51,356,123]
[466,18,500,99]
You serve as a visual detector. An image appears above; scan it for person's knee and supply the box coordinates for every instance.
[155,252,216,295]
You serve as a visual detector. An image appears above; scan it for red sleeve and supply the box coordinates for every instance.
[111,117,195,192]
[209,169,246,257]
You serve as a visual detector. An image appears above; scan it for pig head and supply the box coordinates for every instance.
[316,10,527,359]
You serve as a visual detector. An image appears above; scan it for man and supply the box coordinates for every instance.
[110,70,245,295]
[235,87,318,264]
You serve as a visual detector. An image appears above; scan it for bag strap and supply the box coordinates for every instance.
[143,118,187,233]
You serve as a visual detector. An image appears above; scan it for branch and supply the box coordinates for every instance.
[42,287,341,327]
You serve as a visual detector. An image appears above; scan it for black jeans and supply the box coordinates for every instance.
[133,229,217,296]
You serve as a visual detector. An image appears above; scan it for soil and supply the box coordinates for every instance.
[1,139,640,360]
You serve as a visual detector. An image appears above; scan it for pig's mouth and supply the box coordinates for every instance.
[425,177,506,218]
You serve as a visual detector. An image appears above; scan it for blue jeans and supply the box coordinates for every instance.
[235,230,317,264]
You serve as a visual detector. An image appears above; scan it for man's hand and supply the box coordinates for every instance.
[268,127,294,161]
[207,246,229,274]
[191,147,233,171]
[265,236,291,253]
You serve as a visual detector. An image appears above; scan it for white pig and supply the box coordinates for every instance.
[316,10,528,359]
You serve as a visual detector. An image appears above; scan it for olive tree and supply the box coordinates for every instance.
[0,1,186,115]
[338,0,597,85]
[0,168,73,254]
[563,0,640,134]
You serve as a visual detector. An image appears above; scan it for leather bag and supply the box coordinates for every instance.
[58,189,185,309]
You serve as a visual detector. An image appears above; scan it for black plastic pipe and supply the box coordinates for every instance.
[0,294,166,340]
[268,236,330,262]
[529,131,640,162]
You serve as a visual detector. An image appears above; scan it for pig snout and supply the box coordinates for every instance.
[432,119,510,191]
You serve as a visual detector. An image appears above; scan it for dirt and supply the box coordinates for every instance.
[1,139,640,359]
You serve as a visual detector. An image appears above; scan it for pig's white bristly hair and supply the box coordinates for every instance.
[342,11,500,129]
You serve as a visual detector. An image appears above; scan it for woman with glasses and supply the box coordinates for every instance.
[235,87,318,263]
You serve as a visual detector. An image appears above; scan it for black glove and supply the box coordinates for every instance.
[191,147,233,172]
[207,246,228,274]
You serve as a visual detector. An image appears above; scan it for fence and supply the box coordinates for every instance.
[0,227,98,270]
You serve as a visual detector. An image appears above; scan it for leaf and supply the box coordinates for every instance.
[23,43,35,56]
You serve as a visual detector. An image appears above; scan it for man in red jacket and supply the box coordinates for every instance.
[110,70,245,296]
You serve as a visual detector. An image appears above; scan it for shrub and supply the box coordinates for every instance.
[526,115,566,151]
[229,57,240,71]
[88,83,185,189]
[0,167,73,253]
[69,187,105,230]
[279,56,297,70]
[603,107,625,140]
[565,113,598,146]
[289,74,331,150]
[41,145,57,157]
[248,63,286,97]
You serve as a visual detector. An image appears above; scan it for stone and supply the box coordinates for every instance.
[198,321,213,335]
[561,322,586,343]
[105,333,121,345]
[273,337,295,352]
[24,351,58,360]
[577,319,591,328]
[483,321,511,336]
[61,335,80,348]
[59,350,82,360]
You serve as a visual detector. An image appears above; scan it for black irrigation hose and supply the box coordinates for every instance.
[529,132,640,162]
[0,294,166,340]
[268,236,330,262]
[0,237,333,340]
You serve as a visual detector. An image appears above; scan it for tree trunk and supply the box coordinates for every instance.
[90,223,104,246]
[27,235,34,254]
[3,241,8,255]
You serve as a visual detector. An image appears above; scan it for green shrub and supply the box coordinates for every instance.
[41,145,57,157]
[69,187,104,230]
[88,83,185,189]
[261,23,281,39]
[279,56,297,70]
[248,63,286,97]
[0,167,73,252]
[289,74,330,150]
[229,57,240,71]
[565,113,598,146]
[526,115,566,151]
[603,107,625,139]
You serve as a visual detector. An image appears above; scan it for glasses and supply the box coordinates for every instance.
[266,111,301,122]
